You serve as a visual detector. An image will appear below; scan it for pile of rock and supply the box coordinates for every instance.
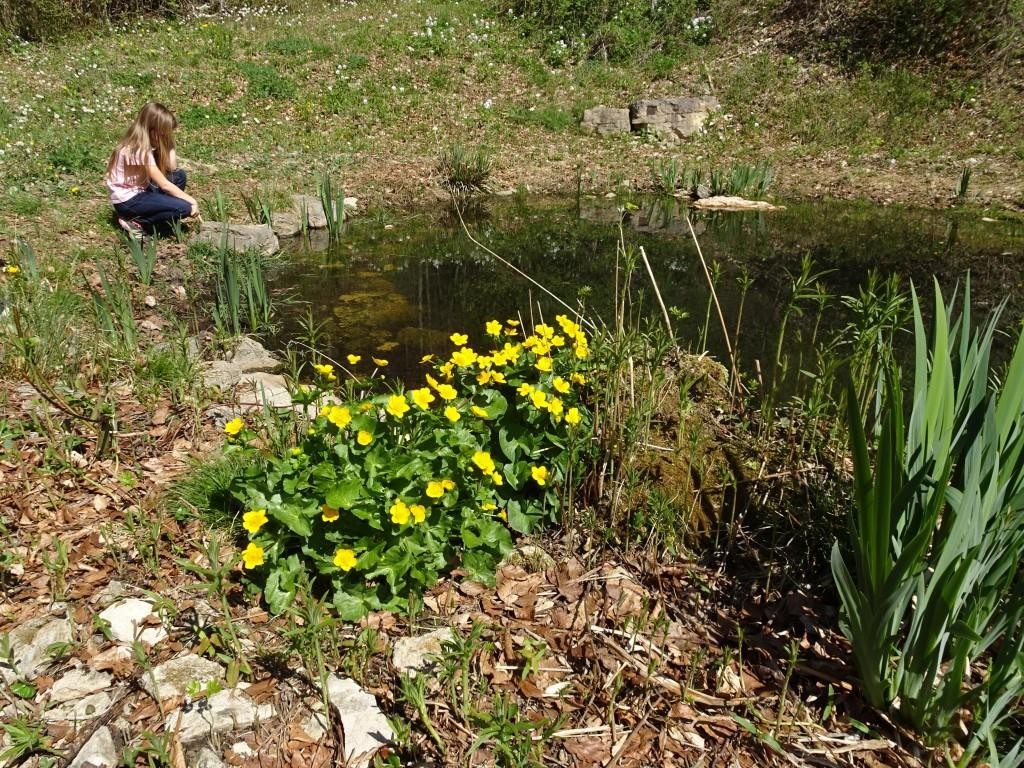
[581,96,720,143]
[192,194,358,256]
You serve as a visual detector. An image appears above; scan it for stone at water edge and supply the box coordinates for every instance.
[141,654,226,703]
[49,668,113,703]
[325,675,395,767]
[192,222,280,257]
[69,726,119,768]
[1,617,73,683]
[226,337,281,374]
[291,195,328,229]
[238,372,293,410]
[98,598,168,646]
[692,196,784,211]
[580,106,631,136]
[392,628,455,678]
[270,211,302,238]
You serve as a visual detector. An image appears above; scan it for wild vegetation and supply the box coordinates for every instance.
[0,0,1022,767]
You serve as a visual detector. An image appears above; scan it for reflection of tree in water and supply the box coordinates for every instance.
[269,196,1023,385]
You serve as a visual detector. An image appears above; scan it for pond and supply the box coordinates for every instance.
[266,195,1024,388]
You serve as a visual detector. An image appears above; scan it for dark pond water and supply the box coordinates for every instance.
[266,195,1024,387]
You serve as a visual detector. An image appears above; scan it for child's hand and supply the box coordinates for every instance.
[189,202,200,218]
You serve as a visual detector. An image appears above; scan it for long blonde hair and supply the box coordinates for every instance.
[105,102,177,184]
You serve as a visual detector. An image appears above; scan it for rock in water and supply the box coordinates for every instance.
[580,106,632,136]
[629,96,720,143]
[291,195,328,229]
[192,222,279,256]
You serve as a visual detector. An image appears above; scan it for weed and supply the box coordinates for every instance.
[124,233,157,285]
[955,165,972,201]
[436,144,493,195]
[0,716,56,763]
[316,173,346,241]
[237,61,295,100]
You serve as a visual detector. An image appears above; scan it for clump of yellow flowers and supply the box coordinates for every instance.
[225,317,594,619]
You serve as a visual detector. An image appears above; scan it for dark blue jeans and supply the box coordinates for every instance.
[114,169,191,231]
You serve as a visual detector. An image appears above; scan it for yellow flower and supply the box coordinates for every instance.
[442,478,456,491]
[224,417,244,436]
[535,357,553,372]
[450,332,468,346]
[491,472,503,486]
[439,361,455,379]
[482,502,497,511]
[551,335,566,348]
[390,499,410,525]
[291,447,303,457]
[547,397,564,419]
[502,343,522,361]
[471,405,488,419]
[485,320,502,336]
[426,480,449,498]
[566,407,582,426]
[357,430,373,446]
[531,465,549,486]
[476,355,493,369]
[241,542,265,569]
[242,509,268,534]
[333,548,358,571]
[532,339,551,356]
[506,319,520,327]
[313,363,336,381]
[451,347,478,367]
[347,354,362,365]
[386,394,410,419]
[535,323,555,339]
[556,314,580,336]
[472,451,496,474]
[411,387,435,410]
[326,405,351,429]
[498,510,508,522]
[421,354,435,364]
[372,357,389,368]
[489,371,506,384]
[5,265,20,275]
[70,186,80,194]
[444,406,461,422]
[553,376,570,394]
[477,370,493,385]
[517,382,535,397]
[530,390,548,409]
[570,372,586,385]
[359,401,374,412]
[436,383,457,401]
[574,345,590,360]
[322,505,340,522]
[410,504,426,524]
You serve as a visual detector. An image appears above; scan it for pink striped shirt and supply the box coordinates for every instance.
[106,147,176,204]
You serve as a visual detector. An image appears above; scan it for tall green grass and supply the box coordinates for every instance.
[833,280,1024,765]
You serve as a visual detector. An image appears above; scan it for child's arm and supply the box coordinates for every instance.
[148,161,198,216]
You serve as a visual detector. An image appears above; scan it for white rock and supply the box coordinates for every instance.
[193,222,279,257]
[194,747,227,768]
[325,675,394,767]
[50,669,113,703]
[392,629,453,678]
[166,688,276,744]
[228,337,281,373]
[141,654,225,703]
[291,194,328,229]
[1,617,72,682]
[299,710,328,742]
[231,742,255,758]
[43,690,113,722]
[270,211,302,238]
[238,372,292,409]
[98,598,167,646]
[343,196,358,213]
[69,726,119,768]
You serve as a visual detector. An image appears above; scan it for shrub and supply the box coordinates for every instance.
[498,0,713,63]
[0,0,187,41]
[436,144,493,195]
[223,317,594,619]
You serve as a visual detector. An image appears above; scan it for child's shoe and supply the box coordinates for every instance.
[117,217,144,241]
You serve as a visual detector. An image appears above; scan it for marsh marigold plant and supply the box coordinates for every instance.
[225,317,593,618]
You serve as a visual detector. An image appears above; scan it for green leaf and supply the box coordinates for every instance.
[10,680,36,699]
[326,478,364,509]
[332,589,369,621]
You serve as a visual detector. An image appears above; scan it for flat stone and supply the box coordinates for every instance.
[299,710,328,742]
[500,544,556,573]
[193,222,279,256]
[50,669,113,703]
[238,372,292,409]
[1,617,73,682]
[580,106,631,136]
[98,598,167,646]
[69,726,119,768]
[270,211,302,238]
[141,654,225,703]
[91,580,128,609]
[43,690,113,723]
[343,196,358,213]
[392,629,454,678]
[292,195,328,229]
[227,337,281,374]
[692,196,784,211]
[166,688,276,745]
[325,675,394,767]
[194,747,227,768]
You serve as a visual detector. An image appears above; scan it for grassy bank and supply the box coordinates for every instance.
[1,0,1022,257]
